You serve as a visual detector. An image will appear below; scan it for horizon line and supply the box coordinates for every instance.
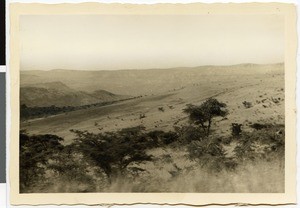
[21,62,284,72]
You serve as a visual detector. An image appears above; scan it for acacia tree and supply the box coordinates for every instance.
[71,126,152,183]
[184,98,228,136]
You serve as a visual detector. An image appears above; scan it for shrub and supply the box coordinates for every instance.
[222,135,234,145]
[249,123,270,130]
[46,144,99,192]
[147,130,178,146]
[158,107,165,112]
[242,101,253,108]
[174,125,206,144]
[234,125,285,162]
[231,123,242,136]
[187,137,237,172]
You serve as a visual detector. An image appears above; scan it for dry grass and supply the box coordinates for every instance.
[100,149,284,193]
[36,147,284,193]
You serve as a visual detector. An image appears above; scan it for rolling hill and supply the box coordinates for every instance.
[21,81,130,107]
[20,63,284,96]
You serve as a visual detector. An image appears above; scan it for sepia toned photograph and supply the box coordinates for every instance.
[10,2,297,205]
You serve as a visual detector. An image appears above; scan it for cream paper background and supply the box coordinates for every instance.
[9,2,297,205]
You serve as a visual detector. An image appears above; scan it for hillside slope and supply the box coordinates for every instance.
[20,64,284,143]
[21,82,129,107]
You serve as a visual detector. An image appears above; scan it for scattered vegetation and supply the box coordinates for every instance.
[20,98,285,193]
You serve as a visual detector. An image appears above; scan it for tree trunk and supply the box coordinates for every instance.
[106,167,124,184]
[200,122,207,135]
[207,119,212,136]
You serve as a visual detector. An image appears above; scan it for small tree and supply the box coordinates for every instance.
[184,98,228,136]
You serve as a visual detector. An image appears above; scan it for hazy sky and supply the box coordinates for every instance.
[20,15,284,71]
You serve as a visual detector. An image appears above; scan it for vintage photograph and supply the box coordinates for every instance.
[10,2,297,205]
[19,14,286,193]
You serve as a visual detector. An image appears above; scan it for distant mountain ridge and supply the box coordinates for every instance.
[21,81,130,107]
[22,63,284,73]
[21,63,284,97]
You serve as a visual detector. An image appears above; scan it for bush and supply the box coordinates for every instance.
[46,144,99,192]
[158,107,165,112]
[242,101,253,108]
[231,123,242,136]
[187,137,237,172]
[234,125,285,162]
[147,130,178,146]
[174,125,206,144]
[222,135,234,145]
[250,123,270,130]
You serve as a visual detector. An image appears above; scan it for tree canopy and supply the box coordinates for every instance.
[71,126,152,183]
[20,131,64,192]
[184,98,228,136]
